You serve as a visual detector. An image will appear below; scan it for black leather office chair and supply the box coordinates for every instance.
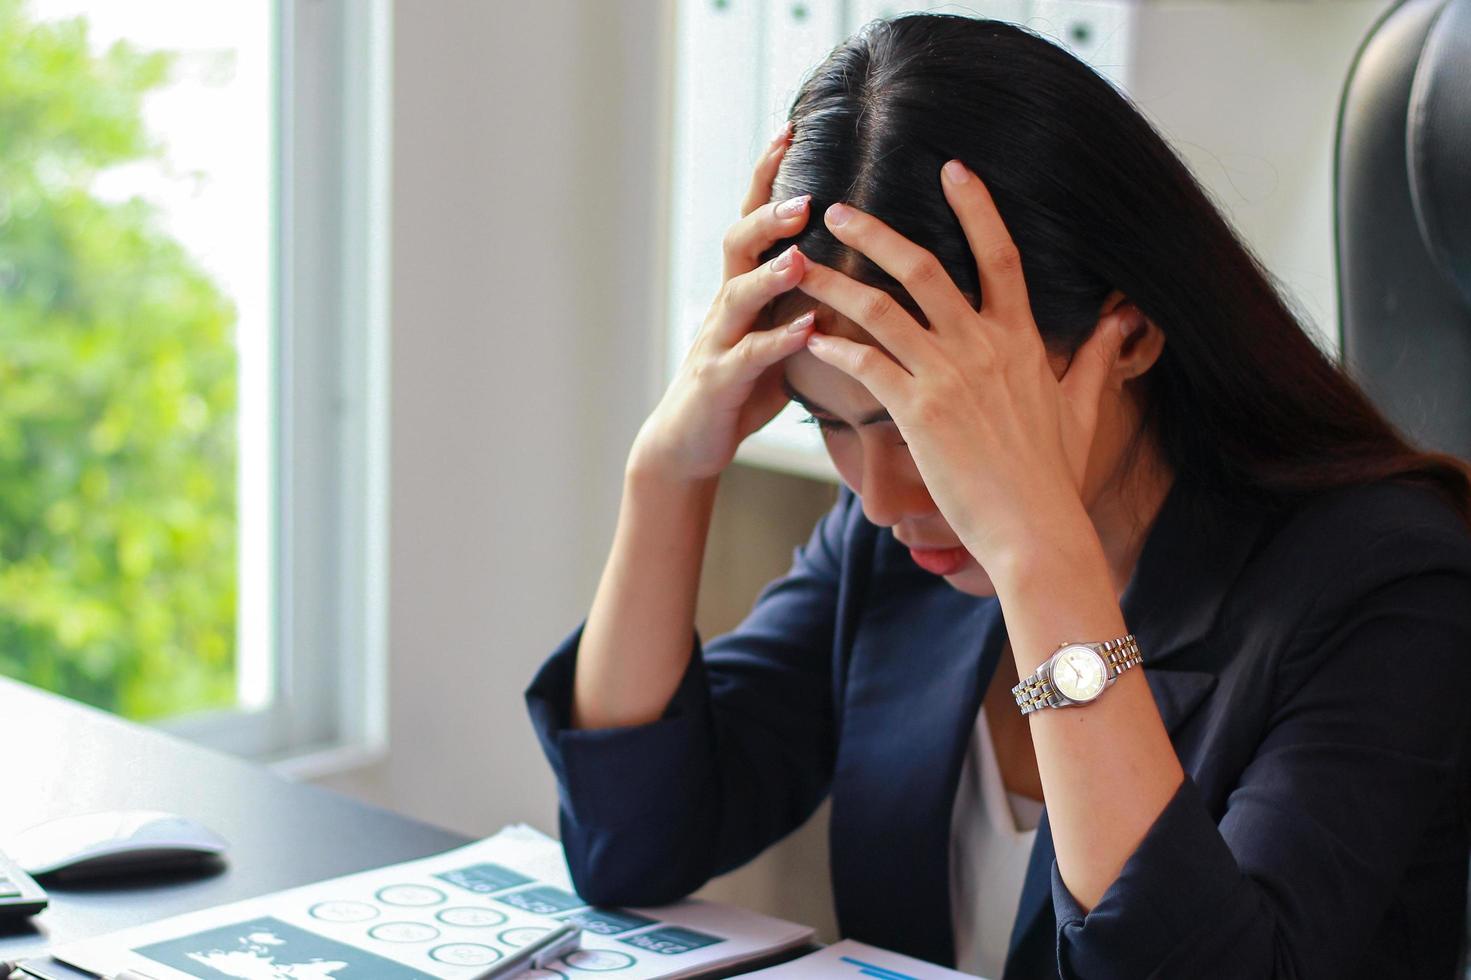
[1335,2,1471,974]
[1336,0,1471,458]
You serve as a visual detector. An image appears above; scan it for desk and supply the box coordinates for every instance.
[0,678,469,965]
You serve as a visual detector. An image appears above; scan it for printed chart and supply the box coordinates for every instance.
[50,826,814,980]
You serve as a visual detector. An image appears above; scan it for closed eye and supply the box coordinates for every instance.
[798,414,906,448]
[799,413,847,435]
[783,378,892,427]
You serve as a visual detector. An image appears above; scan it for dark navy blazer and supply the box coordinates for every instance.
[525,474,1471,978]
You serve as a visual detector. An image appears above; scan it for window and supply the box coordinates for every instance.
[0,0,390,770]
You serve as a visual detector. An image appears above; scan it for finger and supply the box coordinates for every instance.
[739,120,792,218]
[736,365,794,441]
[821,202,974,333]
[1058,306,1135,408]
[723,192,812,283]
[793,257,936,372]
[804,332,911,408]
[722,310,817,384]
[710,245,807,346]
[940,160,1031,322]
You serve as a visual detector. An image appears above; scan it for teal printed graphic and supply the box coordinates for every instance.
[496,886,585,916]
[840,954,920,979]
[620,926,725,956]
[559,907,657,936]
[135,916,428,980]
[435,863,532,894]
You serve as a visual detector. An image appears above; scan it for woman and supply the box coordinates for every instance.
[525,14,1471,979]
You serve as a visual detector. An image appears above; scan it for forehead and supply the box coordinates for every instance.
[769,290,873,343]
[770,292,893,413]
[768,283,928,342]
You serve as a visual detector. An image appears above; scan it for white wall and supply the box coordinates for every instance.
[1126,0,1392,349]
[317,0,674,837]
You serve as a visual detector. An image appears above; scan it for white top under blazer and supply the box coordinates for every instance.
[949,703,1045,979]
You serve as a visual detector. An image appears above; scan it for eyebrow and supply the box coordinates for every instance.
[782,378,893,426]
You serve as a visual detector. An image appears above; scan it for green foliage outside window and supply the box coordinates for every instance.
[0,0,239,720]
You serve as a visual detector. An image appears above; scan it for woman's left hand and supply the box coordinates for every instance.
[798,159,1139,573]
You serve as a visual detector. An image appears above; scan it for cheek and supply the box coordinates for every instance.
[822,432,863,493]
[818,429,911,489]
[820,432,937,509]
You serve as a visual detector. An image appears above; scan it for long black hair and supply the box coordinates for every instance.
[761,14,1471,527]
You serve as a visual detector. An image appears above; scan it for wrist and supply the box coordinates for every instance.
[987,511,1126,676]
[627,407,739,486]
[623,450,720,506]
[627,431,694,485]
[983,504,1107,592]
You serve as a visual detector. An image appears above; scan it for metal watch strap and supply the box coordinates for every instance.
[1096,632,1143,679]
[1010,632,1142,716]
[1011,674,1062,716]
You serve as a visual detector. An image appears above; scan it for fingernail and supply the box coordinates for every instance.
[787,310,816,333]
[772,244,799,272]
[826,202,853,227]
[943,159,970,184]
[775,194,810,219]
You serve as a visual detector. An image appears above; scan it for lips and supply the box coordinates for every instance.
[907,545,970,576]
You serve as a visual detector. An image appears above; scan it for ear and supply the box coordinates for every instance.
[1098,290,1164,387]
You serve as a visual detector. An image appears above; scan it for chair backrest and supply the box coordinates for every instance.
[1335,0,1471,457]
[1336,3,1471,974]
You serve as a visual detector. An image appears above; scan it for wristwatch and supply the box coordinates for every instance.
[1011,633,1142,715]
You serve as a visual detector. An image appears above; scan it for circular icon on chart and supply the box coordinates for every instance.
[369,921,441,943]
[436,907,508,928]
[561,949,636,972]
[376,884,447,907]
[309,901,380,923]
[430,943,502,967]
[498,926,550,947]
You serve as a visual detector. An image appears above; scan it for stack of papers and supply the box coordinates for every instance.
[49,824,815,980]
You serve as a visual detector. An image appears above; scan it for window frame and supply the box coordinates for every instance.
[162,0,393,774]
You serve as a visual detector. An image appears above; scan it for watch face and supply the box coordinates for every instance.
[1051,646,1107,702]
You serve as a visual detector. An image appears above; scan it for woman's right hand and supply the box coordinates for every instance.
[630,122,817,484]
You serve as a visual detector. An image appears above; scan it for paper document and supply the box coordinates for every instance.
[736,939,986,980]
[50,824,814,980]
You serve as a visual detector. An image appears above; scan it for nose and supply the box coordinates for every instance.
[857,445,930,528]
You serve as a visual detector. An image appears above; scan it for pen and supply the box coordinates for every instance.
[466,921,581,980]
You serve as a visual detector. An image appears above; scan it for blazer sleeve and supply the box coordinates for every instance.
[523,486,857,908]
[1048,508,1471,979]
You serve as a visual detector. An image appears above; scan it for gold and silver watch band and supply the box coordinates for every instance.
[1010,632,1142,716]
